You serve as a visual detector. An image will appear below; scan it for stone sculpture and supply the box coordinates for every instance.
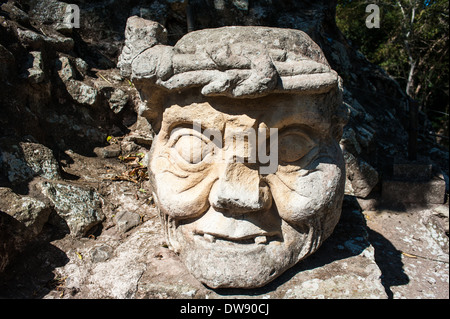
[119,16,348,288]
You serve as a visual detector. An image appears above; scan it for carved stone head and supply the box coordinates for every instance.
[119,17,348,288]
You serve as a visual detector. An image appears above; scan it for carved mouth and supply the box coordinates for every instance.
[194,231,281,245]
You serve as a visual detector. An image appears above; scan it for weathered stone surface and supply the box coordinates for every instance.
[0,187,52,272]
[20,51,45,83]
[28,0,71,25]
[55,56,99,105]
[117,16,168,77]
[39,181,105,237]
[17,28,74,52]
[1,2,30,26]
[0,187,52,236]
[393,161,433,181]
[124,23,341,100]
[343,149,379,198]
[382,177,446,205]
[93,144,121,159]
[56,56,75,82]
[364,208,449,299]
[107,88,129,113]
[65,80,98,106]
[421,207,449,252]
[90,244,114,263]
[115,210,141,233]
[0,139,61,185]
[122,22,348,289]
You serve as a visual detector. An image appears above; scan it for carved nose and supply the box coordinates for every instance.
[210,162,272,214]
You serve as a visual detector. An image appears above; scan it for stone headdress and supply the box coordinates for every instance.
[118,16,347,138]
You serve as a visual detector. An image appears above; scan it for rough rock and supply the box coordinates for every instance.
[1,2,30,26]
[393,162,433,181]
[90,244,114,263]
[20,51,45,83]
[364,208,449,299]
[17,28,74,52]
[114,210,141,233]
[27,0,75,31]
[93,144,121,159]
[0,187,52,273]
[56,56,75,82]
[55,56,99,105]
[343,149,379,198]
[421,206,449,252]
[64,80,98,106]
[95,87,130,114]
[0,179,59,274]
[0,211,28,273]
[108,88,129,113]
[0,139,61,185]
[39,181,105,237]
[117,16,168,77]
[0,187,52,236]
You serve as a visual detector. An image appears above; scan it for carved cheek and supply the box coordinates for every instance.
[267,162,344,223]
[150,152,217,219]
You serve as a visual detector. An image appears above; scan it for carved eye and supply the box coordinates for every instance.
[174,135,207,164]
[278,131,316,163]
[170,127,215,165]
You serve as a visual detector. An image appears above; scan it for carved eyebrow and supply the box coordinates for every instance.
[165,122,225,151]
[162,103,226,133]
[167,121,222,136]
[167,121,198,133]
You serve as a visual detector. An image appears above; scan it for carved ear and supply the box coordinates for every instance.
[331,76,348,142]
[117,16,168,77]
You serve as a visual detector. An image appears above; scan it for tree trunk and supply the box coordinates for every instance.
[406,58,417,98]
[398,0,418,98]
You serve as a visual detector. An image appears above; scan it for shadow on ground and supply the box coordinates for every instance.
[0,222,70,299]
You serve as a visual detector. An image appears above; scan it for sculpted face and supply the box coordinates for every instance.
[119,20,348,288]
[148,93,345,288]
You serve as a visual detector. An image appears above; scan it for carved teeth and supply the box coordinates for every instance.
[203,234,216,243]
[254,236,267,245]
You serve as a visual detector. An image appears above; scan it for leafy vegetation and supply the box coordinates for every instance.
[336,0,449,146]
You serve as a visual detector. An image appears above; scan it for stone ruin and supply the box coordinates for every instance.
[0,1,447,298]
[119,16,348,288]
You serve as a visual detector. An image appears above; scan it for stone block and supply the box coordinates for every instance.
[382,176,446,205]
[393,162,432,181]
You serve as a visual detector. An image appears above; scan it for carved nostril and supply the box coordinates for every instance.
[210,162,272,214]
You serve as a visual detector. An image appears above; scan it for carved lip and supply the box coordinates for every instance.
[185,205,283,244]
[194,230,281,245]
